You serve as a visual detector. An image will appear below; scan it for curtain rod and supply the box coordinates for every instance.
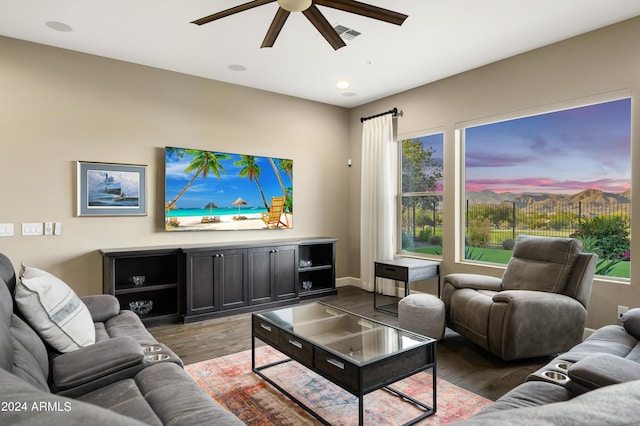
[360,107,398,123]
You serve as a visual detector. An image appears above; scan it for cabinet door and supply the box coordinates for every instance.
[274,245,298,300]
[216,249,248,310]
[186,254,216,315]
[248,247,273,304]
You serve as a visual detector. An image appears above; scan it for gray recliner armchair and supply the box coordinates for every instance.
[442,235,597,361]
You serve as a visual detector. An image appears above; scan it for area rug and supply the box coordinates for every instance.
[186,346,492,425]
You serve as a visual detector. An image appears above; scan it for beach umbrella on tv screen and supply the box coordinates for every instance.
[203,202,218,215]
[232,197,247,216]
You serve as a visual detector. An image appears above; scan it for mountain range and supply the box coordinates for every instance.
[467,189,630,211]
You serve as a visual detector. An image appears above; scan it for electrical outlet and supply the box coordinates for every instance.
[618,305,629,320]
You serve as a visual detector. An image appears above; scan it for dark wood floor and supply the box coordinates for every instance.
[149,286,549,401]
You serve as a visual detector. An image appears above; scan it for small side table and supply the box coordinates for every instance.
[374,258,440,315]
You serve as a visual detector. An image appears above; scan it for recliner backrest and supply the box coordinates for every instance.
[563,252,598,307]
[502,235,583,293]
[0,253,16,294]
[0,277,14,372]
[0,264,51,392]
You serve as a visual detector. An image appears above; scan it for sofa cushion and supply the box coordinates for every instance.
[0,369,145,426]
[15,266,95,353]
[454,380,640,425]
[502,235,582,293]
[78,362,243,426]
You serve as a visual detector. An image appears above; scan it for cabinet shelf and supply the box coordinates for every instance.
[299,264,332,273]
[115,282,179,295]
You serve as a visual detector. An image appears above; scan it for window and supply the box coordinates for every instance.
[462,98,631,278]
[400,133,444,256]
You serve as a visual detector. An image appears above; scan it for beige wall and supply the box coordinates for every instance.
[0,36,351,296]
[348,16,640,330]
[3,17,639,330]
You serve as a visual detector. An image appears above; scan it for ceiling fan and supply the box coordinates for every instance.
[191,0,408,50]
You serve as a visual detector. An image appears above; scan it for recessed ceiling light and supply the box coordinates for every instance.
[228,64,248,72]
[335,79,350,90]
[342,92,357,97]
[46,21,73,32]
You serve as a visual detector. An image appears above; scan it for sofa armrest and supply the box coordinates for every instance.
[51,336,144,392]
[622,307,640,340]
[488,290,587,360]
[80,294,121,323]
[568,353,640,390]
[444,273,503,291]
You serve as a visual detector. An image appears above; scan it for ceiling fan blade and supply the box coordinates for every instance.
[191,0,276,25]
[314,0,408,26]
[261,8,290,48]
[302,4,346,50]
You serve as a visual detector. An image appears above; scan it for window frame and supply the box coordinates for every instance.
[456,91,632,281]
[397,129,445,258]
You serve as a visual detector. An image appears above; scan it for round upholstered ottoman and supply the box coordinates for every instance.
[398,293,445,340]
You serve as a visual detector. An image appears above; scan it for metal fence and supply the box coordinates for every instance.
[465,201,631,247]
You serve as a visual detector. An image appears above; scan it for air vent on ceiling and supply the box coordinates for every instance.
[333,25,361,41]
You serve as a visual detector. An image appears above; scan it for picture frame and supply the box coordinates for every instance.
[77,161,147,216]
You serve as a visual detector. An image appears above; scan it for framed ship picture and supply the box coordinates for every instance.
[77,161,147,216]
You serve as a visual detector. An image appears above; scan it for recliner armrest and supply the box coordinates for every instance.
[568,353,640,390]
[444,273,503,291]
[51,336,144,393]
[80,294,121,323]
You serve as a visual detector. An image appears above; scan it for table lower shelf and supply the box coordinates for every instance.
[251,339,435,426]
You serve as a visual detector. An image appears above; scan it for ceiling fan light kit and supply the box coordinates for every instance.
[191,0,408,50]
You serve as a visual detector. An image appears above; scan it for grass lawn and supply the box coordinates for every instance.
[408,246,629,278]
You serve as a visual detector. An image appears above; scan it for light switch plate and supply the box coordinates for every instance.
[22,223,43,236]
[0,223,13,237]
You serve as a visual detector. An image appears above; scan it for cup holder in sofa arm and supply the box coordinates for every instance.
[145,353,170,362]
[542,370,570,383]
[527,359,574,386]
[142,343,183,367]
[568,353,640,390]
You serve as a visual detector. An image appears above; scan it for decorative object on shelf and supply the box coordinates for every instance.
[132,275,146,287]
[129,300,153,316]
[299,259,312,268]
[77,161,147,216]
[302,281,313,290]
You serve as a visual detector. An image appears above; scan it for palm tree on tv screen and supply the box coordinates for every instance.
[166,149,231,210]
[269,158,288,199]
[235,155,268,209]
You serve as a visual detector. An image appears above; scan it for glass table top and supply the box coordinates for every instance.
[255,302,432,364]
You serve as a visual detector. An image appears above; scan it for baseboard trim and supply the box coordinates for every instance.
[336,277,360,288]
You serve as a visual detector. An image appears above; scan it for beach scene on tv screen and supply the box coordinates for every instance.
[165,147,293,231]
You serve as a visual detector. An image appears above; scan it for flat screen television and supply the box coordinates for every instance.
[165,146,293,231]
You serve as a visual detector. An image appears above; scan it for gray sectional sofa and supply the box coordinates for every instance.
[455,308,640,425]
[0,253,242,425]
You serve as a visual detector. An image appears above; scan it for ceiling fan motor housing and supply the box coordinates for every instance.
[277,0,312,12]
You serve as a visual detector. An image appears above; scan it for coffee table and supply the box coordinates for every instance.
[252,302,436,425]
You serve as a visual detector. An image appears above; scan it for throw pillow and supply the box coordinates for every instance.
[15,266,95,353]
[502,235,582,293]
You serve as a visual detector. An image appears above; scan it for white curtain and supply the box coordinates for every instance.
[360,114,397,294]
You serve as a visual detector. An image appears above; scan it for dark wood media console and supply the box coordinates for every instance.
[101,237,337,325]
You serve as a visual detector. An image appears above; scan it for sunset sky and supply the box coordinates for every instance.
[465,98,631,194]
